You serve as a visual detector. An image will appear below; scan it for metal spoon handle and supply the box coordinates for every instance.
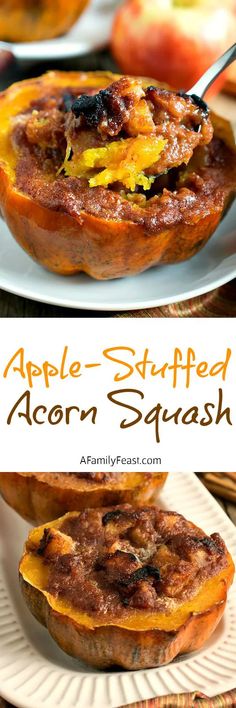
[187,42,236,98]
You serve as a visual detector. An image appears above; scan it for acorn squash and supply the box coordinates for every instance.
[0,0,89,42]
[0,70,235,280]
[0,472,168,524]
[19,505,234,669]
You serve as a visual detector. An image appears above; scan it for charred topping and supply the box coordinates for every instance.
[95,549,138,570]
[71,85,132,136]
[120,565,161,586]
[109,549,138,562]
[60,88,99,113]
[37,528,52,556]
[102,509,129,526]
[177,90,209,115]
[96,550,161,587]
[146,85,158,93]
[190,94,209,114]
[191,536,223,552]
[72,90,111,124]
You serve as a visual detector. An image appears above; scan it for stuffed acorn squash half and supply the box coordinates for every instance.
[0,472,168,523]
[0,71,235,279]
[19,504,234,669]
[0,0,89,42]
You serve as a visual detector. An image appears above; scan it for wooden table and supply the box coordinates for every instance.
[199,475,236,526]
[0,52,235,317]
[209,491,236,525]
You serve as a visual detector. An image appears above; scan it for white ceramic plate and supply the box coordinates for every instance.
[0,201,235,311]
[0,472,236,708]
[0,0,119,63]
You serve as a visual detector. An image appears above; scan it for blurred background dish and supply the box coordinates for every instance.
[0,0,235,99]
[0,0,119,64]
[0,0,91,43]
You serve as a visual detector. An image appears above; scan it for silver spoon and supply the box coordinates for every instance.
[187,42,236,100]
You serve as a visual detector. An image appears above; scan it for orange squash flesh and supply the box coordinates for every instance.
[0,0,90,42]
[0,71,235,280]
[0,472,168,524]
[19,510,235,670]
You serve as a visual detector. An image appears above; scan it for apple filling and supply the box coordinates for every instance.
[12,77,213,200]
[22,505,228,617]
[62,77,213,192]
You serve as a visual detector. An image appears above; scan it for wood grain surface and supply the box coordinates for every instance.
[198,475,236,526]
[200,473,236,504]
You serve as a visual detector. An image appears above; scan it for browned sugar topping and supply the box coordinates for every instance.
[65,472,120,483]
[70,78,211,140]
[32,505,227,617]
[12,76,213,186]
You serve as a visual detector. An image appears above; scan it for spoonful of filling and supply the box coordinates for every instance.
[18,76,213,194]
[59,77,213,192]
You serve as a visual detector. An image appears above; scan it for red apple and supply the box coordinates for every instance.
[111,0,235,95]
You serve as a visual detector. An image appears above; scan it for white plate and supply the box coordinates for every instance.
[0,201,235,311]
[0,472,236,708]
[0,0,118,63]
